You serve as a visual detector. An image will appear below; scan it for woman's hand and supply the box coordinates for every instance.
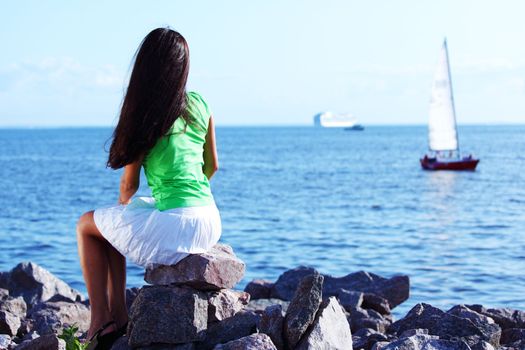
[203,115,219,180]
[118,158,143,205]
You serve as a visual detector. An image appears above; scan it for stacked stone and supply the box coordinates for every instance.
[123,244,269,350]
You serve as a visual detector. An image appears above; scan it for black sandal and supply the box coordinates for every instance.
[86,320,119,350]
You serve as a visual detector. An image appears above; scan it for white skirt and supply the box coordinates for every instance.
[93,197,222,268]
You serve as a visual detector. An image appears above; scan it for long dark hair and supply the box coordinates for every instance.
[107,28,190,169]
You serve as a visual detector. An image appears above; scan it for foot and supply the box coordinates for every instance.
[87,320,117,341]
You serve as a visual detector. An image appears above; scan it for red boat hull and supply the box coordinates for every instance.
[420,157,479,171]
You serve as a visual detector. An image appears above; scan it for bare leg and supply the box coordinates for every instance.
[77,211,117,338]
[106,246,128,329]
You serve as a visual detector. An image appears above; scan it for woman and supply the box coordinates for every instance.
[76,28,221,349]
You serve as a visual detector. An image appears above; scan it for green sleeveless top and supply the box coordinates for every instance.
[143,91,214,211]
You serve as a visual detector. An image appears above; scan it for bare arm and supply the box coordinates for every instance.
[118,158,142,204]
[203,115,219,180]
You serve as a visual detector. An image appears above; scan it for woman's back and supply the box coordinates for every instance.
[143,91,214,211]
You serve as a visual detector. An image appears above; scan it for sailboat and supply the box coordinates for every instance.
[420,39,479,171]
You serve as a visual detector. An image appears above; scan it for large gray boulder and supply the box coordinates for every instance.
[466,305,525,330]
[145,244,245,290]
[296,297,353,350]
[271,267,318,301]
[323,271,409,309]
[1,262,84,309]
[208,290,250,323]
[283,273,324,350]
[199,311,260,350]
[128,285,208,347]
[213,333,277,350]
[16,334,67,350]
[349,306,392,333]
[270,266,409,309]
[27,300,90,335]
[388,304,501,347]
[259,304,285,350]
[244,280,274,300]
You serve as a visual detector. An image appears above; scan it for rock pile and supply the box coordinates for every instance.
[0,262,88,349]
[125,243,258,349]
[0,250,524,350]
[244,266,525,350]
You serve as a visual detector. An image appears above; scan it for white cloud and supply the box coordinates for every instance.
[0,57,125,94]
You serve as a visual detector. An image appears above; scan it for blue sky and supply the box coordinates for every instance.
[1,1,524,126]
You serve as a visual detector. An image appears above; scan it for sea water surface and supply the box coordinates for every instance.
[0,125,524,316]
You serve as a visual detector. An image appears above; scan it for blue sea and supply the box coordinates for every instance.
[0,125,524,317]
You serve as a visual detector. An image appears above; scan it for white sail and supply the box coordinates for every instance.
[428,39,459,152]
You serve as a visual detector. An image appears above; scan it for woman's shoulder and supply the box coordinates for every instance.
[187,91,208,109]
[186,91,212,127]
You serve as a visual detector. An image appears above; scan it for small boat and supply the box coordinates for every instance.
[420,39,479,171]
[314,112,360,128]
[344,124,364,131]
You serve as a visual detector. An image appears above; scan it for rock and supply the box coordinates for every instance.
[0,289,8,301]
[27,300,90,335]
[283,273,324,349]
[128,286,208,347]
[16,334,66,350]
[270,267,409,310]
[259,305,285,350]
[352,328,389,350]
[208,290,250,323]
[362,294,392,316]
[199,311,259,350]
[500,328,525,345]
[2,262,84,308]
[214,333,277,350]
[349,307,391,333]
[447,305,495,325]
[110,336,131,350]
[0,334,11,349]
[244,299,289,315]
[0,274,8,290]
[388,303,501,347]
[0,311,20,336]
[244,280,274,300]
[323,272,409,309]
[399,329,429,338]
[126,287,140,312]
[0,295,27,319]
[270,266,318,301]
[466,305,525,330]
[296,297,353,350]
[337,289,364,311]
[381,334,470,350]
[144,244,245,290]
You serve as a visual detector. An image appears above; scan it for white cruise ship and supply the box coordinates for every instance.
[313,112,361,128]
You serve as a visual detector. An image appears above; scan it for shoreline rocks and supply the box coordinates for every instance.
[0,249,522,349]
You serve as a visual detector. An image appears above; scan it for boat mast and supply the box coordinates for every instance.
[443,38,460,158]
